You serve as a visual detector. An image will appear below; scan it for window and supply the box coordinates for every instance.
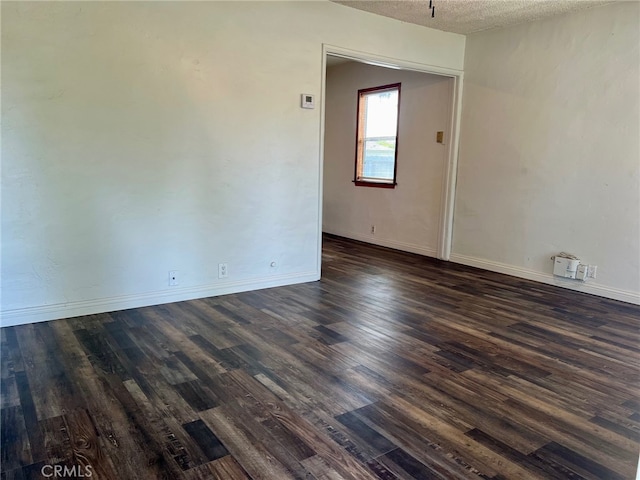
[354,83,401,188]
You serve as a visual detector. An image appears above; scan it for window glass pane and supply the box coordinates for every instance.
[364,90,398,138]
[362,138,396,180]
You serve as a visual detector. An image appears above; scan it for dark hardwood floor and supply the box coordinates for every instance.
[2,234,639,479]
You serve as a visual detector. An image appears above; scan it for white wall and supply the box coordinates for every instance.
[0,1,465,326]
[453,2,640,304]
[323,62,454,256]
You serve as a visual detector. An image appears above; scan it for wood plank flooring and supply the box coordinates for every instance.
[2,234,639,479]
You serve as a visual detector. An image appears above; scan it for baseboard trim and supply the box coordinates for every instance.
[449,253,640,305]
[323,228,437,258]
[0,271,320,327]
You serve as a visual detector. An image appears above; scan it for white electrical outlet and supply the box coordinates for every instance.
[169,270,179,286]
[587,265,597,279]
[575,265,588,281]
[218,263,228,279]
[371,225,376,234]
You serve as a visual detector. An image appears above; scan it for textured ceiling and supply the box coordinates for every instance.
[333,0,615,35]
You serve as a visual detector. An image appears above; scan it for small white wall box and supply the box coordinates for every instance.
[575,264,588,281]
[301,94,314,109]
[553,254,581,279]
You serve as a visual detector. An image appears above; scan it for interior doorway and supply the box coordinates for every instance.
[318,47,463,270]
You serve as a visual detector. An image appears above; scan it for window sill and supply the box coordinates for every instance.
[353,180,397,189]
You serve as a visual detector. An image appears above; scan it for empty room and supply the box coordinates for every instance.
[1,1,638,479]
